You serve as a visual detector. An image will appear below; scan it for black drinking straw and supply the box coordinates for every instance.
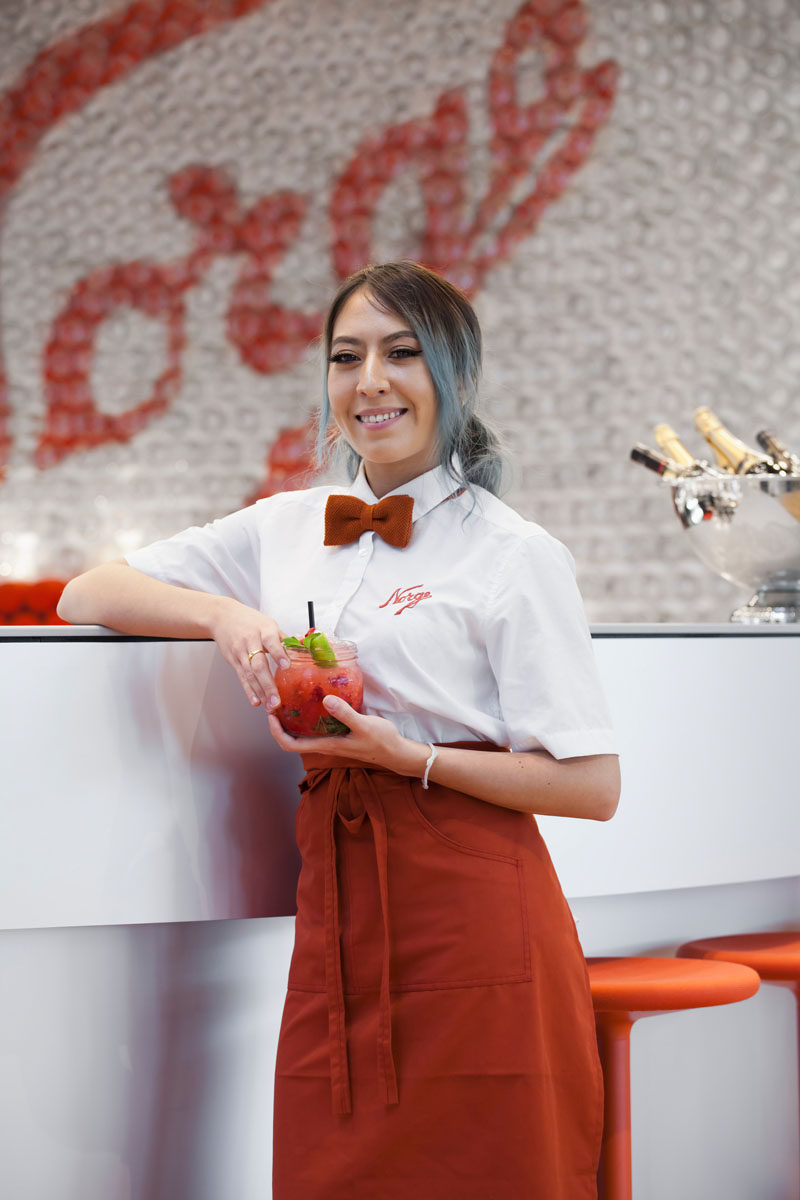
[307,600,315,630]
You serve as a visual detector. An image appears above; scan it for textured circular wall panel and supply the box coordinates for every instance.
[0,0,798,621]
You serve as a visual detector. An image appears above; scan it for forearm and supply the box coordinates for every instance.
[57,560,232,638]
[270,694,620,821]
[405,741,620,822]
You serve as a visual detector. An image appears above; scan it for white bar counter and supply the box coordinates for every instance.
[1,625,798,1199]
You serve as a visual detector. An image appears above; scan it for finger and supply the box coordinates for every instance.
[274,639,291,670]
[246,653,280,710]
[238,667,270,709]
[321,694,359,729]
[267,712,360,754]
[243,626,288,708]
[260,629,290,670]
[267,713,297,747]
[267,714,331,753]
[233,648,274,710]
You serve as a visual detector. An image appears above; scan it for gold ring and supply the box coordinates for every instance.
[248,648,267,665]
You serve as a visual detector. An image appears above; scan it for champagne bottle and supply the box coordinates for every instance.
[652,423,725,476]
[633,440,721,520]
[653,423,700,469]
[756,430,800,525]
[756,430,800,475]
[694,407,782,475]
[630,444,681,479]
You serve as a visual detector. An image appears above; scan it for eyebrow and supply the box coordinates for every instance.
[331,329,419,348]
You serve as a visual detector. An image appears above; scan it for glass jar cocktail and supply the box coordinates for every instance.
[274,639,363,736]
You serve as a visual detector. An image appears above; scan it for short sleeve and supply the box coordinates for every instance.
[484,532,617,758]
[125,505,261,609]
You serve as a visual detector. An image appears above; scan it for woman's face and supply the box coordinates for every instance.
[327,287,439,498]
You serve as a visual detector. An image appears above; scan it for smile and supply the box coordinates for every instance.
[356,409,407,426]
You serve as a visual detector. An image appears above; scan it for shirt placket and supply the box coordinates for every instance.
[319,530,375,633]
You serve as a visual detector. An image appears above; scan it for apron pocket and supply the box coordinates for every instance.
[387,786,531,990]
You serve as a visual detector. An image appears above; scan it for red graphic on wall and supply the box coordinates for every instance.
[0,0,617,617]
[245,423,318,505]
[37,167,321,467]
[0,0,279,481]
[330,5,617,296]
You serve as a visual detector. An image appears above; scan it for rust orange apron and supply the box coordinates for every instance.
[273,746,602,1199]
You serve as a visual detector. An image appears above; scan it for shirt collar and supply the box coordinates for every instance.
[349,459,466,522]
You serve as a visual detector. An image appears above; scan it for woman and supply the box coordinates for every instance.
[59,261,620,1198]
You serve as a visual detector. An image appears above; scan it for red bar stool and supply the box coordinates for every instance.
[678,931,800,1163]
[587,956,761,1200]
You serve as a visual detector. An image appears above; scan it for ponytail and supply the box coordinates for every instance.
[450,411,505,497]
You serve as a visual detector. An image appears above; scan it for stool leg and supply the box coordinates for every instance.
[777,980,800,1175]
[595,1011,635,1200]
[794,983,800,1172]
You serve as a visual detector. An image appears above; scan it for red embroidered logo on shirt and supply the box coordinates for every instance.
[379,584,431,615]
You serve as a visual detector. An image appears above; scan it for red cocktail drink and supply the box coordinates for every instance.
[275,640,363,736]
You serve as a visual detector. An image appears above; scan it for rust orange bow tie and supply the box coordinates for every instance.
[324,493,414,548]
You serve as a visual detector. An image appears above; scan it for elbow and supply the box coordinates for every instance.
[56,561,126,625]
[56,577,80,623]
[585,753,623,820]
[56,572,97,624]
[593,757,621,822]
[593,792,619,822]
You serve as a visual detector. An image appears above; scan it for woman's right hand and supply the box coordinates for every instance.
[207,597,289,711]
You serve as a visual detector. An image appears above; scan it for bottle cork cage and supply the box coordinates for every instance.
[1,0,799,623]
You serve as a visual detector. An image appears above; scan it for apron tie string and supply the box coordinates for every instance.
[362,772,399,1107]
[322,772,351,1115]
[314,765,399,1115]
[301,744,506,1117]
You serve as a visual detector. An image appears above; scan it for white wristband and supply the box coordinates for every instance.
[422,743,438,789]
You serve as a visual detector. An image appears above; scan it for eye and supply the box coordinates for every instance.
[328,351,359,364]
[389,347,422,359]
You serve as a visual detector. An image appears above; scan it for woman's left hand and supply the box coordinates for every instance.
[267,696,427,776]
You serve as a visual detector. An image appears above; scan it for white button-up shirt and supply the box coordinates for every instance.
[126,464,616,758]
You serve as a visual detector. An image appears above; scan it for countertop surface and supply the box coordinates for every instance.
[3,622,800,638]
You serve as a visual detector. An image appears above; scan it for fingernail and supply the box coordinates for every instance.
[280,657,290,669]
[324,695,339,709]
[269,695,279,709]
[251,695,260,706]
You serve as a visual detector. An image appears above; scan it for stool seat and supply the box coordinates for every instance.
[587,955,761,1014]
[677,931,800,982]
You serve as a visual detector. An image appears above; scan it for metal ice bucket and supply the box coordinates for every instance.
[670,474,800,622]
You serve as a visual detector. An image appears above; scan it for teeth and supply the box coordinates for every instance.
[359,410,403,424]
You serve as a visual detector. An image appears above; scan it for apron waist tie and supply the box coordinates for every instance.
[366,779,399,1108]
[319,767,398,1116]
[322,785,351,1115]
[303,744,507,1117]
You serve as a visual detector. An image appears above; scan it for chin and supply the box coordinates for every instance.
[357,443,411,465]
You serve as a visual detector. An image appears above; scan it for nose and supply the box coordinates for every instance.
[357,351,388,397]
